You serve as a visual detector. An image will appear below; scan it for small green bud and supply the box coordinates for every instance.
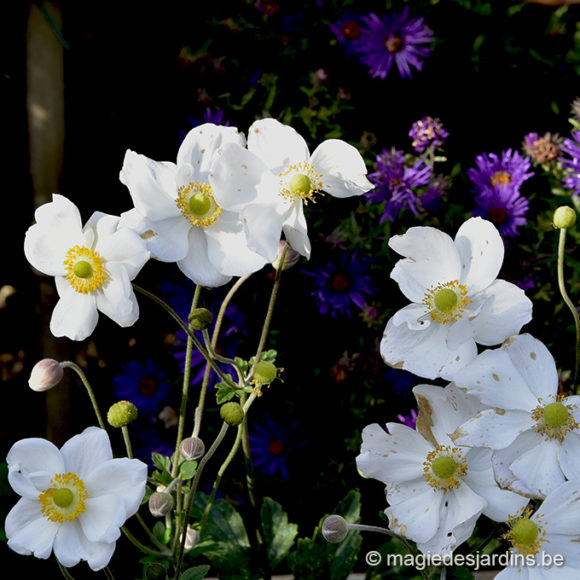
[553,206,577,229]
[220,401,244,426]
[322,515,348,544]
[148,491,174,517]
[188,307,213,330]
[179,436,205,460]
[144,562,168,580]
[253,360,278,385]
[29,358,63,392]
[107,400,138,428]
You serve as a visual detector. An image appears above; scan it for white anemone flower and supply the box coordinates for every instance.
[357,383,528,556]
[209,117,373,262]
[381,217,532,380]
[24,194,150,341]
[119,123,268,288]
[494,480,580,580]
[451,333,580,499]
[5,427,147,570]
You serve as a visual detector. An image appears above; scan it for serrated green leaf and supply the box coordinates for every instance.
[180,460,198,480]
[287,537,328,580]
[180,564,210,580]
[216,384,236,404]
[261,497,299,570]
[152,453,172,473]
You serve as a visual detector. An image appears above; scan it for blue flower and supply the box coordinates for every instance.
[472,186,529,238]
[113,359,173,415]
[249,415,305,480]
[408,116,449,154]
[329,13,364,56]
[559,130,580,197]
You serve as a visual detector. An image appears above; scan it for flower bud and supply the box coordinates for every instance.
[181,526,201,552]
[272,241,300,271]
[220,401,244,426]
[188,308,213,330]
[148,491,174,517]
[144,562,167,580]
[553,206,577,229]
[107,400,138,427]
[28,359,63,392]
[322,515,348,544]
[179,436,205,460]
[253,361,277,385]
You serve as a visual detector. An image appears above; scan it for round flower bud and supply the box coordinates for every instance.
[148,491,174,517]
[144,562,168,580]
[553,206,577,229]
[322,515,348,544]
[272,241,301,271]
[28,358,64,392]
[220,401,244,426]
[253,361,277,385]
[188,308,213,330]
[179,436,205,460]
[181,526,201,552]
[107,400,138,428]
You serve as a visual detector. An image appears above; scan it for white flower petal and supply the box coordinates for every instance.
[95,264,139,328]
[96,225,149,280]
[540,481,580,536]
[391,302,430,331]
[51,279,99,341]
[247,118,310,173]
[452,409,533,450]
[558,432,580,482]
[455,217,504,293]
[310,139,373,198]
[389,226,461,303]
[80,495,124,543]
[119,150,179,221]
[52,521,87,568]
[144,215,191,262]
[238,203,284,263]
[282,202,311,259]
[60,427,113,479]
[84,539,116,571]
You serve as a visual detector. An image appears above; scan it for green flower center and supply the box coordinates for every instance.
[53,487,74,508]
[431,455,457,479]
[512,518,539,546]
[73,260,93,278]
[188,192,212,217]
[434,288,458,312]
[543,402,569,428]
[289,174,312,195]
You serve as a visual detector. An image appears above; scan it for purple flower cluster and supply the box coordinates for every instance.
[559,131,580,198]
[409,116,449,154]
[467,149,533,238]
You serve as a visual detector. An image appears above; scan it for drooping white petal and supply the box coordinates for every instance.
[282,202,311,259]
[119,150,179,220]
[310,139,373,198]
[96,264,139,328]
[24,194,84,276]
[247,118,310,173]
[51,279,99,341]
[52,521,88,568]
[455,217,504,293]
[238,203,285,263]
[389,226,462,303]
[80,495,125,543]
[557,432,580,482]
[83,538,116,571]
[60,427,113,479]
[452,408,533,450]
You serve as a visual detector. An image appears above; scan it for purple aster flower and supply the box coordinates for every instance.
[396,408,418,429]
[559,131,580,197]
[367,148,432,221]
[249,414,305,480]
[473,186,529,238]
[329,13,364,55]
[354,7,434,80]
[409,116,449,154]
[303,252,375,318]
[467,149,534,195]
[113,359,173,415]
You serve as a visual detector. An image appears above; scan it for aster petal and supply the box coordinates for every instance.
[51,278,99,341]
[119,150,179,220]
[310,139,373,198]
[24,194,84,276]
[282,202,311,259]
[80,495,124,543]
[356,423,433,483]
[60,427,113,479]
[470,281,532,346]
[247,118,310,173]
[5,498,59,559]
[177,228,232,287]
[389,226,462,303]
[558,432,580,482]
[96,264,139,328]
[454,217,504,293]
[452,409,534,450]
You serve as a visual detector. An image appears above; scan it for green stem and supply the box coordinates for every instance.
[60,361,106,429]
[121,524,172,557]
[57,562,77,580]
[557,228,580,392]
[121,426,133,459]
[103,567,115,580]
[135,512,168,553]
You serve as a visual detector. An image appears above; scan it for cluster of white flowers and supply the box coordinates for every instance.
[358,217,580,578]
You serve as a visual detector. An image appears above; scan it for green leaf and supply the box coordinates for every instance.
[179,460,198,480]
[152,453,172,473]
[261,497,299,570]
[216,384,236,404]
[287,537,328,580]
[180,565,211,580]
[152,521,166,544]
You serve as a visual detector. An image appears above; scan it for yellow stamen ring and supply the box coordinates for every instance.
[39,472,88,523]
[504,508,547,556]
[490,171,512,187]
[423,446,468,492]
[278,161,323,204]
[176,181,222,228]
[422,280,471,324]
[64,246,107,294]
[532,395,578,443]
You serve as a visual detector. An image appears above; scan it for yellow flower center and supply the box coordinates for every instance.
[532,395,578,442]
[424,446,468,492]
[64,246,107,294]
[38,472,88,523]
[279,161,323,204]
[504,509,547,556]
[490,171,511,187]
[176,181,222,228]
[422,280,471,324]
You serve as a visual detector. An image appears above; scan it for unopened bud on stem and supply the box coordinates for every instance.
[29,359,63,392]
[322,515,348,543]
